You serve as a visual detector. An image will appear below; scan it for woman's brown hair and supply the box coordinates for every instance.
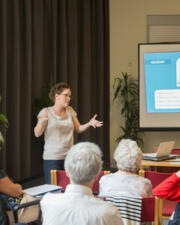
[49,82,70,102]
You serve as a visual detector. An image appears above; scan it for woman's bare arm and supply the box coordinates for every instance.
[34,108,48,137]
[73,114,103,133]
[0,177,22,197]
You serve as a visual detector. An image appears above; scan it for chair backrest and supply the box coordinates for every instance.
[153,147,158,152]
[92,171,110,193]
[141,196,159,223]
[143,170,172,189]
[105,195,160,225]
[141,170,177,219]
[171,148,180,154]
[51,170,70,190]
[51,170,110,193]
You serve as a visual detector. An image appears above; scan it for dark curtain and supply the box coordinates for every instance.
[0,0,109,181]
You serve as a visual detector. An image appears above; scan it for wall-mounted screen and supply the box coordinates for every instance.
[139,42,180,130]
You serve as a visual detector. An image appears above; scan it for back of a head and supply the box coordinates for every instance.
[114,139,142,173]
[65,142,102,184]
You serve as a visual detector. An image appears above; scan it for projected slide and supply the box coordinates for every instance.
[144,52,180,113]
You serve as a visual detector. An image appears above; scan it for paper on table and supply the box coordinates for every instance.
[168,158,180,165]
[168,158,180,162]
[23,184,62,197]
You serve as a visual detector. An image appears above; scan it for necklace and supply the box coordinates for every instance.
[52,106,67,117]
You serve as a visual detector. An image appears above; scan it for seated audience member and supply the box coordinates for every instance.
[99,139,152,198]
[153,170,180,225]
[0,168,22,225]
[40,142,123,225]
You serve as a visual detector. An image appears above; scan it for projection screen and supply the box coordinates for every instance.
[139,42,180,130]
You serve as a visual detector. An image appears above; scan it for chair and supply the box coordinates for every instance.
[139,170,172,188]
[141,196,159,224]
[92,170,110,193]
[51,170,69,191]
[171,148,180,154]
[12,199,41,224]
[139,170,177,222]
[51,170,110,193]
[106,195,161,225]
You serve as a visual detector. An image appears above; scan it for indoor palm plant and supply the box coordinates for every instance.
[0,96,8,145]
[113,72,143,146]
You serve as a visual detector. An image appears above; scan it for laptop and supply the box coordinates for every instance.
[143,141,176,161]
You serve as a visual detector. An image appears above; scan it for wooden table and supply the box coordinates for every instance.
[139,158,180,176]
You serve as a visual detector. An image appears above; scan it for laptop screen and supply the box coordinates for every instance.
[156,141,175,157]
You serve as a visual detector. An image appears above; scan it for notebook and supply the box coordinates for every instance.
[143,141,176,161]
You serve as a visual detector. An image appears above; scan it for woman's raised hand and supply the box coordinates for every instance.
[89,114,103,128]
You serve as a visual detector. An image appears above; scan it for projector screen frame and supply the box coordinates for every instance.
[138,42,180,131]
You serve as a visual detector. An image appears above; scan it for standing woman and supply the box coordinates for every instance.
[34,82,103,184]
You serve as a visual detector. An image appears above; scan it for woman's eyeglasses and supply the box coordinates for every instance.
[60,93,72,99]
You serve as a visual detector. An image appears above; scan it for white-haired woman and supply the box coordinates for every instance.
[99,139,152,198]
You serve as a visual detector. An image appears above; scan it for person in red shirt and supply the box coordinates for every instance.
[153,171,180,225]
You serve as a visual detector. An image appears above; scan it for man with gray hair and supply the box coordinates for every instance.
[40,142,123,225]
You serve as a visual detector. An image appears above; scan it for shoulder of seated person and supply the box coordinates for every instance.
[42,192,62,200]
[142,177,152,183]
[100,173,112,180]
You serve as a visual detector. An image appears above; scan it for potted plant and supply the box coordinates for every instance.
[0,96,8,146]
[113,72,143,146]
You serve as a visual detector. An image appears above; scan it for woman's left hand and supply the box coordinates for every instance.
[89,114,103,128]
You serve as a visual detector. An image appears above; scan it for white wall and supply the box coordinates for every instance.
[110,0,180,167]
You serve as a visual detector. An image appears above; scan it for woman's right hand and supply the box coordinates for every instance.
[0,177,22,197]
[34,108,48,137]
[38,108,48,124]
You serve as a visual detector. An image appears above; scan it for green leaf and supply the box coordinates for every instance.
[0,114,8,124]
[113,72,143,147]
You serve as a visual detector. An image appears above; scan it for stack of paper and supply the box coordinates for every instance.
[23,184,63,197]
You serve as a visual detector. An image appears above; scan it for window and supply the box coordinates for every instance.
[147,15,180,43]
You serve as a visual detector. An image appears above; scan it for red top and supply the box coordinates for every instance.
[153,173,180,202]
